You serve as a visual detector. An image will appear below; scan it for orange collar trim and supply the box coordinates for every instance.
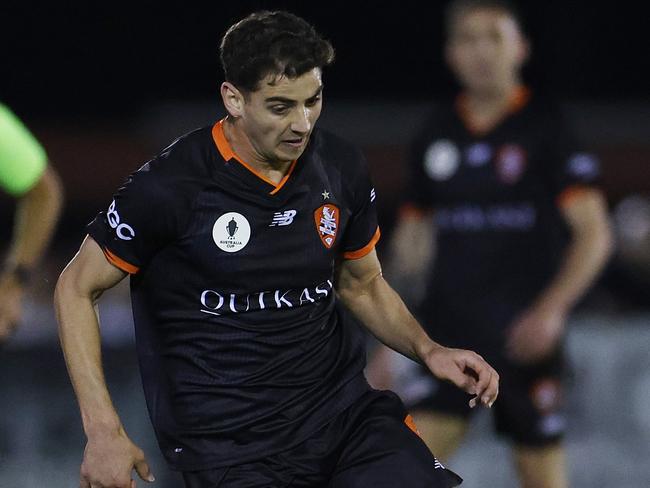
[456,85,531,137]
[211,118,298,194]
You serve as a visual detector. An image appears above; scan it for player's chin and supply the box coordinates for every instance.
[277,140,309,159]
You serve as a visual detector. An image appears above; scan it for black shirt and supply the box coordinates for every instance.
[87,119,381,470]
[405,88,599,352]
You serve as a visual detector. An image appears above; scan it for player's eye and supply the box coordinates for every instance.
[306,96,321,107]
[269,105,289,115]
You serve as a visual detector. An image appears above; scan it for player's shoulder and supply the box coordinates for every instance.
[308,128,366,171]
[131,127,212,185]
[145,125,214,177]
[123,125,214,204]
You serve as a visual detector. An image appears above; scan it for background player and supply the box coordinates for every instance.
[373,1,614,487]
[55,11,498,488]
[0,102,63,343]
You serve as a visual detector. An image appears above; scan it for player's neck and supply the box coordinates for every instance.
[465,80,521,115]
[223,118,293,185]
[459,80,526,135]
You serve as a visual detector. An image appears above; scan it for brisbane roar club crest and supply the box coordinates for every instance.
[314,204,340,249]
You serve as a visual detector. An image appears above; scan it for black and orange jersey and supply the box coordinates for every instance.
[87,119,380,470]
[404,87,600,353]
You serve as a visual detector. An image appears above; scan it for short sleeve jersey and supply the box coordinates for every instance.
[0,103,47,195]
[405,87,599,350]
[87,119,380,471]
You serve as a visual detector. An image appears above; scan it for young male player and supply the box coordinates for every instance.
[0,103,63,343]
[55,11,498,488]
[383,1,613,487]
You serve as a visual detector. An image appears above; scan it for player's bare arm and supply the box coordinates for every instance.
[55,236,154,488]
[0,165,63,340]
[335,249,499,408]
[385,210,436,280]
[506,188,613,362]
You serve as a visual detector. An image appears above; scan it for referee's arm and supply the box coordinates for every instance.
[0,165,63,340]
[335,249,499,408]
[55,236,155,488]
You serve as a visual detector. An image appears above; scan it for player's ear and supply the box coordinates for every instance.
[517,35,531,66]
[221,82,245,118]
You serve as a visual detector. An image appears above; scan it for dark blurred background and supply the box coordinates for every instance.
[1,1,649,487]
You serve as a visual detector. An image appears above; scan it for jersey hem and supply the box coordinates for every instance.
[162,373,370,472]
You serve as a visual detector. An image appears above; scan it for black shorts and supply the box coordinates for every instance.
[182,389,462,487]
[396,348,567,447]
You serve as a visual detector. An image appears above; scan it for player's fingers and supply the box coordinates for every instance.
[482,368,499,406]
[463,353,498,405]
[134,456,155,483]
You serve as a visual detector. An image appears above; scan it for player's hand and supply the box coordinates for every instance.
[505,301,566,364]
[0,273,24,343]
[421,344,499,408]
[80,426,155,488]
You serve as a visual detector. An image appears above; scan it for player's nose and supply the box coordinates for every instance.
[290,107,311,135]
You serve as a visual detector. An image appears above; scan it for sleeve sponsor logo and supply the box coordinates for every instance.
[314,204,340,249]
[212,212,251,252]
[106,200,136,241]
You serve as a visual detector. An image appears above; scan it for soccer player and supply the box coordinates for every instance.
[382,1,613,487]
[0,102,63,343]
[54,11,499,488]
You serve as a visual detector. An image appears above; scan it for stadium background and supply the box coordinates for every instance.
[1,1,649,486]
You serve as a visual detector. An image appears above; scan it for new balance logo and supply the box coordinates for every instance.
[269,210,297,227]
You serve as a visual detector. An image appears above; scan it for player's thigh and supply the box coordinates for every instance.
[328,391,462,488]
[513,443,568,488]
[411,409,469,460]
[401,367,474,460]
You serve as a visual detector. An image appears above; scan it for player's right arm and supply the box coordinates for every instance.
[55,235,155,488]
[385,206,436,281]
[365,208,435,390]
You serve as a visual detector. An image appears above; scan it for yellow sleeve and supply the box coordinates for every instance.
[0,103,47,196]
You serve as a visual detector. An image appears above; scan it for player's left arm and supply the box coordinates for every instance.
[506,188,614,362]
[0,165,64,340]
[336,250,499,408]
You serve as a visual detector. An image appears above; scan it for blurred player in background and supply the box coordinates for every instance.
[55,11,498,488]
[373,1,614,487]
[0,103,63,343]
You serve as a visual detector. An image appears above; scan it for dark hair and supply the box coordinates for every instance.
[444,0,526,36]
[219,11,335,92]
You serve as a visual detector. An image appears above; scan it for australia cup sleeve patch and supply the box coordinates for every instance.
[314,204,340,249]
[212,212,251,253]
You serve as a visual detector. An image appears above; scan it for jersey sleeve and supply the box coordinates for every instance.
[86,159,181,274]
[340,149,381,260]
[0,103,47,196]
[543,110,601,208]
